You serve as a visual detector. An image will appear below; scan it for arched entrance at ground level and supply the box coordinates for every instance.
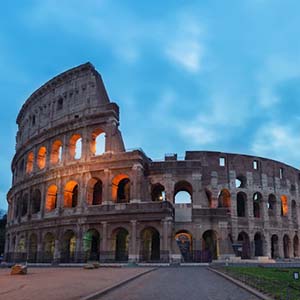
[294,235,299,257]
[114,228,129,262]
[202,230,218,260]
[43,233,55,262]
[237,232,250,259]
[83,229,100,261]
[28,234,38,262]
[283,235,291,258]
[140,227,160,262]
[271,235,279,259]
[61,230,76,263]
[175,231,193,262]
[254,232,263,256]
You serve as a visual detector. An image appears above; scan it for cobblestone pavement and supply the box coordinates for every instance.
[0,267,152,300]
[98,267,261,300]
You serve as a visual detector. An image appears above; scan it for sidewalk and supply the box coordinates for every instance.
[0,267,154,300]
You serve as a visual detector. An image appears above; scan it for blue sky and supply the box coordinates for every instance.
[1,0,300,210]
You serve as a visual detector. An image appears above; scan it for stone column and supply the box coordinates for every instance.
[75,226,83,262]
[53,239,60,264]
[162,217,172,262]
[103,169,111,204]
[129,220,138,262]
[131,164,143,203]
[100,221,108,261]
[192,173,202,208]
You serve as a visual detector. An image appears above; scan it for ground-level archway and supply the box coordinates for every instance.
[271,235,279,259]
[83,229,100,261]
[28,234,38,262]
[175,231,193,262]
[61,230,76,263]
[202,230,218,261]
[237,232,250,259]
[113,228,129,262]
[283,234,291,258]
[140,227,160,262]
[254,232,263,257]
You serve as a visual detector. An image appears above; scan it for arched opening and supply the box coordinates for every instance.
[218,189,231,208]
[174,181,192,204]
[61,230,76,263]
[237,231,250,259]
[32,189,41,214]
[281,195,288,216]
[253,192,262,218]
[64,181,78,208]
[28,234,38,263]
[114,228,129,262]
[37,146,47,169]
[175,231,193,262]
[254,232,263,256]
[21,194,28,217]
[205,189,213,208]
[86,178,103,205]
[294,235,299,257]
[26,152,34,174]
[46,185,58,212]
[151,183,165,202]
[292,200,297,224]
[140,227,160,262]
[283,234,290,258]
[17,236,26,254]
[43,233,55,262]
[237,192,247,217]
[50,140,63,164]
[202,230,218,261]
[112,174,130,203]
[268,194,277,217]
[57,97,63,110]
[91,129,105,156]
[83,229,100,261]
[235,175,246,188]
[69,134,82,160]
[271,235,279,259]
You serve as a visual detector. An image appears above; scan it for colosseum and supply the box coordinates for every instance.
[5,62,300,264]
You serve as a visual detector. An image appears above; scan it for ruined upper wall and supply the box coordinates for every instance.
[16,62,115,149]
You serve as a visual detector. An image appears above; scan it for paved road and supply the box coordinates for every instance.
[98,267,260,300]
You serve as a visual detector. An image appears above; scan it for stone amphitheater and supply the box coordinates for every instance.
[5,63,300,263]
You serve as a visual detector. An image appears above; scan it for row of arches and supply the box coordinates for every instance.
[18,129,106,176]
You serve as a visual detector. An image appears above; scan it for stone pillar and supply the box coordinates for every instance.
[100,221,108,261]
[162,217,172,262]
[53,239,60,264]
[131,164,143,203]
[192,173,202,208]
[103,169,111,203]
[129,220,138,262]
[278,235,284,258]
[76,226,83,262]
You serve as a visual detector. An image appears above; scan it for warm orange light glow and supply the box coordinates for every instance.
[90,128,105,155]
[64,181,78,207]
[46,185,58,211]
[69,134,82,159]
[219,189,231,208]
[51,140,63,164]
[112,174,129,202]
[37,147,47,169]
[26,151,34,173]
[281,195,288,216]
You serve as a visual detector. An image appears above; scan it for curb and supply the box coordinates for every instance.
[81,268,157,300]
[208,267,272,300]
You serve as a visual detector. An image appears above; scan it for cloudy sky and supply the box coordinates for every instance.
[1,0,300,210]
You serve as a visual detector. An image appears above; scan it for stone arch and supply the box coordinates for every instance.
[64,181,78,208]
[283,234,291,258]
[43,232,55,262]
[254,232,263,256]
[87,178,103,205]
[271,234,279,259]
[28,233,38,262]
[205,189,213,208]
[69,134,82,160]
[37,146,47,169]
[268,194,277,217]
[140,227,160,262]
[46,185,58,212]
[50,140,63,164]
[151,183,165,202]
[202,230,218,260]
[91,128,106,156]
[83,229,100,261]
[175,230,193,262]
[112,174,130,203]
[235,174,247,188]
[281,195,288,216]
[253,192,262,218]
[237,231,250,259]
[174,180,193,204]
[218,189,231,208]
[61,230,76,263]
[32,189,41,214]
[293,235,299,257]
[26,151,34,174]
[21,193,28,217]
[112,227,129,262]
[237,192,247,217]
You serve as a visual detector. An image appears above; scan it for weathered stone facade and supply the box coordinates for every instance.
[5,63,300,263]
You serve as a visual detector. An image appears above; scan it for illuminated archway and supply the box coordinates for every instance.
[91,129,105,155]
[281,195,288,216]
[64,181,78,208]
[87,178,102,205]
[112,174,130,203]
[46,185,58,212]
[175,231,192,262]
[26,151,34,173]
[37,146,47,169]
[218,189,231,208]
[69,134,82,160]
[50,140,63,164]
